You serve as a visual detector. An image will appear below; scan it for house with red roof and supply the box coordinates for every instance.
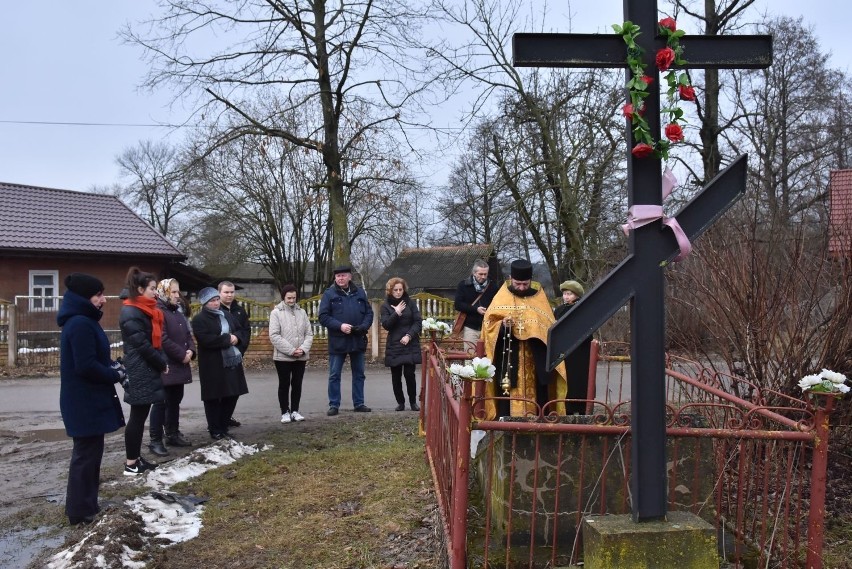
[0,182,211,365]
[829,170,852,260]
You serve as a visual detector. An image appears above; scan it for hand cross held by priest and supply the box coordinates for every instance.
[481,259,568,419]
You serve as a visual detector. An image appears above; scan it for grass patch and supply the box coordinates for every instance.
[147,415,445,569]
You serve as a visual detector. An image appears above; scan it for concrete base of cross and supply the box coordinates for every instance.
[582,511,717,568]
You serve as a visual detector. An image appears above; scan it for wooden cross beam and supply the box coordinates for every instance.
[513,0,771,522]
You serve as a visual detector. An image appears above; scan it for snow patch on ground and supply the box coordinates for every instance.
[46,438,271,569]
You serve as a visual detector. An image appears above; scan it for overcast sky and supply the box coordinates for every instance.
[1,0,849,193]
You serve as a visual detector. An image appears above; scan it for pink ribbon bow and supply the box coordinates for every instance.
[621,169,692,262]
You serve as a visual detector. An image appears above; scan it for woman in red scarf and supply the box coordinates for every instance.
[119,267,168,476]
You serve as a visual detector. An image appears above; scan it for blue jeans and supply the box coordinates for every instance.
[328,351,366,408]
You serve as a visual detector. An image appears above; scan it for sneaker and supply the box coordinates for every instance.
[281,412,292,423]
[228,417,242,428]
[290,411,305,422]
[354,405,372,413]
[327,407,339,416]
[123,457,157,476]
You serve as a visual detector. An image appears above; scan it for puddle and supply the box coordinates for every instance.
[16,429,68,444]
[0,526,65,569]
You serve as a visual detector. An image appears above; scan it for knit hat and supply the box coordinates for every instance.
[510,259,533,281]
[559,280,585,297]
[157,278,176,302]
[198,287,220,306]
[333,265,352,275]
[64,273,104,298]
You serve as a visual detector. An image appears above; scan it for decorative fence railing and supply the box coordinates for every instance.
[3,292,458,368]
[421,338,831,569]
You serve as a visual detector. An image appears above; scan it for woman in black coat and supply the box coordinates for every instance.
[119,267,168,475]
[192,287,249,439]
[58,273,126,525]
[147,278,196,456]
[380,277,422,411]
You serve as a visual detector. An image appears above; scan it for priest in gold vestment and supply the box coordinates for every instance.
[481,259,567,419]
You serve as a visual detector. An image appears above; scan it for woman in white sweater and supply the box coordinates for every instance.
[269,284,313,423]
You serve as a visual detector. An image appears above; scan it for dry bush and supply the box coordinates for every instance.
[668,209,852,409]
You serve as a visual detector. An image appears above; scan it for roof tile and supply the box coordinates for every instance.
[0,182,184,258]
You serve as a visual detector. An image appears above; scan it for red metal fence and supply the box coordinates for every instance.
[421,339,832,568]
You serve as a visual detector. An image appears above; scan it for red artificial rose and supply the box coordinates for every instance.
[622,103,635,118]
[679,84,696,101]
[640,75,654,86]
[632,143,655,158]
[656,47,675,71]
[659,17,677,32]
[665,123,684,142]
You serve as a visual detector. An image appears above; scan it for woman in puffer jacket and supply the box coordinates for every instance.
[147,278,196,456]
[119,267,167,475]
[269,284,313,423]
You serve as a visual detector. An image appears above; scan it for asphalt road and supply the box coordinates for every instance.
[0,364,412,435]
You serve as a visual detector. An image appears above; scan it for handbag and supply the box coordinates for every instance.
[451,286,488,337]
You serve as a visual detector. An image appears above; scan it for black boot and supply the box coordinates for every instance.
[148,439,169,457]
[410,402,420,411]
[165,431,192,447]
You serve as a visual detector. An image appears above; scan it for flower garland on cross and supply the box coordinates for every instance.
[614,17,696,161]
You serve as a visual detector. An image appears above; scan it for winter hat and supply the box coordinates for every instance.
[333,265,352,275]
[509,259,533,281]
[559,280,585,297]
[157,278,176,302]
[198,287,220,306]
[65,273,104,298]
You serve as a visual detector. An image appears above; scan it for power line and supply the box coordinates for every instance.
[0,120,184,128]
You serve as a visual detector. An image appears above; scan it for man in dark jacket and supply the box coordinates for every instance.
[454,259,498,343]
[218,281,250,427]
[318,265,374,416]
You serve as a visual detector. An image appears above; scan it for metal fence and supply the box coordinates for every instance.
[2,292,459,368]
[422,340,831,568]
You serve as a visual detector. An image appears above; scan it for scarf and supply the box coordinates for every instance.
[387,294,408,306]
[472,277,488,293]
[207,307,243,368]
[123,296,164,348]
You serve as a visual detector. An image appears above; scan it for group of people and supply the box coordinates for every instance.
[454,258,590,419]
[57,258,588,526]
[58,270,250,526]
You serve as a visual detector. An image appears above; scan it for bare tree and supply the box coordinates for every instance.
[124,0,435,276]
[724,16,845,224]
[425,0,626,291]
[115,140,200,247]
[670,0,758,183]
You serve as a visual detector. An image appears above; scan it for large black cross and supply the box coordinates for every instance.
[513,1,771,522]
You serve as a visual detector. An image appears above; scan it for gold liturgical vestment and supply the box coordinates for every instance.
[481,284,567,419]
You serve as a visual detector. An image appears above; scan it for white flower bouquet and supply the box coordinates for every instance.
[422,317,451,335]
[798,369,850,395]
[449,357,496,382]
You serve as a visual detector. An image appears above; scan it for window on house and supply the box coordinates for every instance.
[29,271,59,311]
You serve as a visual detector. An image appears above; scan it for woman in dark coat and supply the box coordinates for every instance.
[119,267,168,475]
[192,287,249,439]
[380,277,422,411]
[58,273,126,525]
[147,278,196,456]
[554,280,593,414]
